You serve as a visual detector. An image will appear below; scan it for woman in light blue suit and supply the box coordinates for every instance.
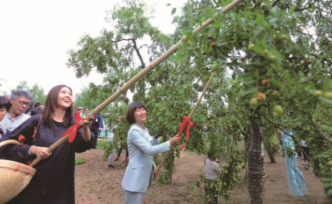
[122,102,180,204]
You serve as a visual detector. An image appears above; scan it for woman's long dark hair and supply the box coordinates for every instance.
[44,85,74,127]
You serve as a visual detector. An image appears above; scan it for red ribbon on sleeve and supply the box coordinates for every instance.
[61,112,82,143]
[178,116,194,150]
[18,135,26,145]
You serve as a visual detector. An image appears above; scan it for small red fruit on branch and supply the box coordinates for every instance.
[211,42,217,48]
[261,79,269,86]
[256,92,266,101]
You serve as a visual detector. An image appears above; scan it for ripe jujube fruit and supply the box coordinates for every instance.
[256,92,266,101]
[261,79,269,86]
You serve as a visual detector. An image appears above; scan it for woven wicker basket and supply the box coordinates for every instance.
[0,140,36,204]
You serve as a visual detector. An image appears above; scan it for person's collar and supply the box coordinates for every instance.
[7,112,25,120]
[132,123,145,131]
[6,112,12,119]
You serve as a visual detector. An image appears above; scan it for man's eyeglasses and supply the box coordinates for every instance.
[14,99,30,106]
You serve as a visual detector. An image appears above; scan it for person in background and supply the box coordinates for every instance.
[107,128,116,168]
[0,96,12,138]
[89,105,104,148]
[152,134,161,146]
[30,107,44,116]
[0,89,32,132]
[34,102,44,110]
[205,151,222,204]
[77,107,84,117]
[25,100,36,115]
[121,102,180,204]
[301,140,310,170]
[81,107,89,118]
[113,114,129,163]
[203,123,207,135]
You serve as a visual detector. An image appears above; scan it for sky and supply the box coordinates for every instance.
[0,0,187,99]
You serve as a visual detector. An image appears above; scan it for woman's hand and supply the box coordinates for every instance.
[154,168,159,178]
[79,116,94,129]
[80,116,94,142]
[30,146,52,160]
[169,133,180,147]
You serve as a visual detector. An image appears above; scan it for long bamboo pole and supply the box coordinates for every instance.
[155,72,216,175]
[28,0,242,167]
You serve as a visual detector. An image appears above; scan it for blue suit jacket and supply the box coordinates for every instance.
[122,123,169,192]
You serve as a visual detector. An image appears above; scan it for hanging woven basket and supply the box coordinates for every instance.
[0,140,36,204]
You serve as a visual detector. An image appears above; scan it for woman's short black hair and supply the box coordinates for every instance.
[31,108,44,116]
[126,102,147,124]
[0,96,11,111]
[207,151,218,159]
[34,102,42,108]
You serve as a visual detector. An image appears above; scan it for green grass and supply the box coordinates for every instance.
[75,157,86,165]
[96,138,108,150]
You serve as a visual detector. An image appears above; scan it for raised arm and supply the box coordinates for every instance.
[129,129,170,156]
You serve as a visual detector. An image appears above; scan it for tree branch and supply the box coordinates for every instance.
[260,114,293,138]
[229,133,234,156]
[138,44,148,50]
[111,38,146,68]
[312,121,332,142]
[294,7,310,12]
[272,0,280,7]
[112,38,134,43]
[131,39,146,69]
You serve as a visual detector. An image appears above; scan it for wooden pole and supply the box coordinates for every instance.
[155,72,216,175]
[28,0,242,167]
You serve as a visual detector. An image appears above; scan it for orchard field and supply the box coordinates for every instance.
[68,0,332,203]
[74,143,328,204]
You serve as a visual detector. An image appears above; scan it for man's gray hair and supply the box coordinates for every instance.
[10,89,33,100]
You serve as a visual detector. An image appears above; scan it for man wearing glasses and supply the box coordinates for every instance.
[0,89,33,132]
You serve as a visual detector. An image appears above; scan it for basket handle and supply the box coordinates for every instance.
[0,139,22,148]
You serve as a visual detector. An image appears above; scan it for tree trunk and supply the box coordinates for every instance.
[248,117,263,204]
[267,149,276,163]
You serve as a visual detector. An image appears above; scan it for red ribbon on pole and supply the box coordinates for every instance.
[61,112,82,143]
[178,116,194,150]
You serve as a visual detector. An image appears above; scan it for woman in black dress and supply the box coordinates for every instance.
[0,85,94,204]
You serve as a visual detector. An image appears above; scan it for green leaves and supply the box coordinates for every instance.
[171,8,176,15]
[67,0,332,200]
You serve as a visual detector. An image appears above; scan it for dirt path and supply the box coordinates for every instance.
[74,149,328,204]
